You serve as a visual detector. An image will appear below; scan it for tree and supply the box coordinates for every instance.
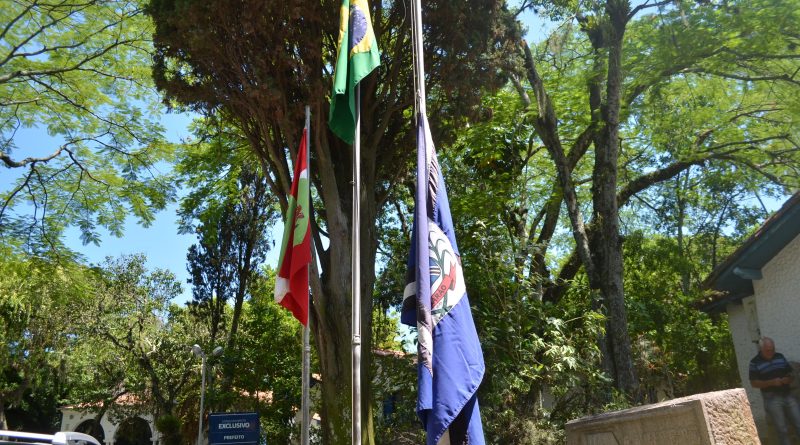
[178,116,277,378]
[0,245,92,429]
[0,0,176,252]
[227,272,305,443]
[78,254,200,422]
[621,231,739,400]
[503,0,800,398]
[145,0,515,442]
[378,0,799,427]
[427,90,613,442]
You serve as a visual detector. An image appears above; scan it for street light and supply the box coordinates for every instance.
[192,344,223,445]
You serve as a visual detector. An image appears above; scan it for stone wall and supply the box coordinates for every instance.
[565,388,758,445]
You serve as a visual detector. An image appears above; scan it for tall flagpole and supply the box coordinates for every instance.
[412,0,427,115]
[302,105,312,445]
[351,83,363,445]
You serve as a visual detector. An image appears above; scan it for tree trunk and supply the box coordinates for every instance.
[311,218,377,445]
[676,173,690,294]
[0,400,6,430]
[306,100,380,444]
[590,0,638,399]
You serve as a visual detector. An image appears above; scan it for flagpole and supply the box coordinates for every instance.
[351,83,363,445]
[302,105,312,445]
[412,0,427,116]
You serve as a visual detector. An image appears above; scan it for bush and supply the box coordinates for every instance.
[155,414,182,445]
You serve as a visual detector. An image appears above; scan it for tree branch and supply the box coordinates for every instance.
[687,68,800,87]
[522,39,597,287]
[628,0,675,21]
[0,146,64,168]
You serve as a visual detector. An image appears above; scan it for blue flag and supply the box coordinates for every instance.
[401,113,485,445]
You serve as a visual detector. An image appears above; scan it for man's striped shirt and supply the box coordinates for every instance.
[750,352,792,394]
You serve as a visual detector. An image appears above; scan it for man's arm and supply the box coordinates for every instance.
[749,359,791,388]
[750,378,787,389]
[750,369,792,389]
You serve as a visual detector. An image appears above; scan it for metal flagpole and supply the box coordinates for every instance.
[351,83,363,445]
[412,0,427,115]
[302,105,312,445]
[197,354,206,445]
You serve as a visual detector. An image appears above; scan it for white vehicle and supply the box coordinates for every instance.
[0,431,100,445]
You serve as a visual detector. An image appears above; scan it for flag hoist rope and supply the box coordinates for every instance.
[302,105,311,445]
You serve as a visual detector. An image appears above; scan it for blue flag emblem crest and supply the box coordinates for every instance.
[401,113,485,445]
[428,221,465,324]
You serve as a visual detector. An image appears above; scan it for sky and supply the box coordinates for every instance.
[58,111,197,301]
[5,110,202,303]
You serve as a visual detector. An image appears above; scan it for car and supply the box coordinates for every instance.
[0,431,100,445]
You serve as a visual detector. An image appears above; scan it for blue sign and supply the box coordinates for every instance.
[208,412,260,445]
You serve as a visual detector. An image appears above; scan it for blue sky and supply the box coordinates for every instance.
[78,111,198,303]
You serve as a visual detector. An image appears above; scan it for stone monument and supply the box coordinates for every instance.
[565,388,759,444]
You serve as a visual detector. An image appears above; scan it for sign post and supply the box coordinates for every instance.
[208,412,260,445]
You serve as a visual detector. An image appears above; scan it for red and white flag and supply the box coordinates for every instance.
[274,129,311,325]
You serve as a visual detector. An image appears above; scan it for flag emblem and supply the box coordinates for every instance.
[348,4,369,52]
[428,221,465,324]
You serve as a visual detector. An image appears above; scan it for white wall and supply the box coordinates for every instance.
[727,296,765,429]
[753,232,800,362]
[60,408,158,445]
[726,231,800,443]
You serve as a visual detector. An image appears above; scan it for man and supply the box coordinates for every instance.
[750,337,800,445]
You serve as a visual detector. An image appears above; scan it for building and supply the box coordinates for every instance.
[701,192,800,443]
[59,394,157,445]
[59,389,314,445]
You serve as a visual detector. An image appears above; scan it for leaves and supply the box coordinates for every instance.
[0,1,177,252]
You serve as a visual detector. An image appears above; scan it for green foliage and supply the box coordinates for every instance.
[155,414,182,445]
[177,115,278,346]
[0,245,93,428]
[0,1,177,251]
[227,271,304,444]
[427,100,615,441]
[405,0,800,433]
[0,245,301,442]
[68,254,199,423]
[372,308,403,352]
[623,232,739,399]
[371,351,421,445]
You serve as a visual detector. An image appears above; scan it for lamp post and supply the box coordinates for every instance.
[192,344,223,445]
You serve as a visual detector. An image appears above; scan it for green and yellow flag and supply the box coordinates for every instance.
[328,0,380,144]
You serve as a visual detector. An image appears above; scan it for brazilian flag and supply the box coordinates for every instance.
[328,0,380,144]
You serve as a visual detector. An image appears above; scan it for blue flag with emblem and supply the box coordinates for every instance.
[401,113,485,445]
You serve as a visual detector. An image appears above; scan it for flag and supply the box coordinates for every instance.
[328,0,380,144]
[274,129,311,326]
[401,114,485,445]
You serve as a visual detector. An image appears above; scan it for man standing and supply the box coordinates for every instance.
[750,337,800,445]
